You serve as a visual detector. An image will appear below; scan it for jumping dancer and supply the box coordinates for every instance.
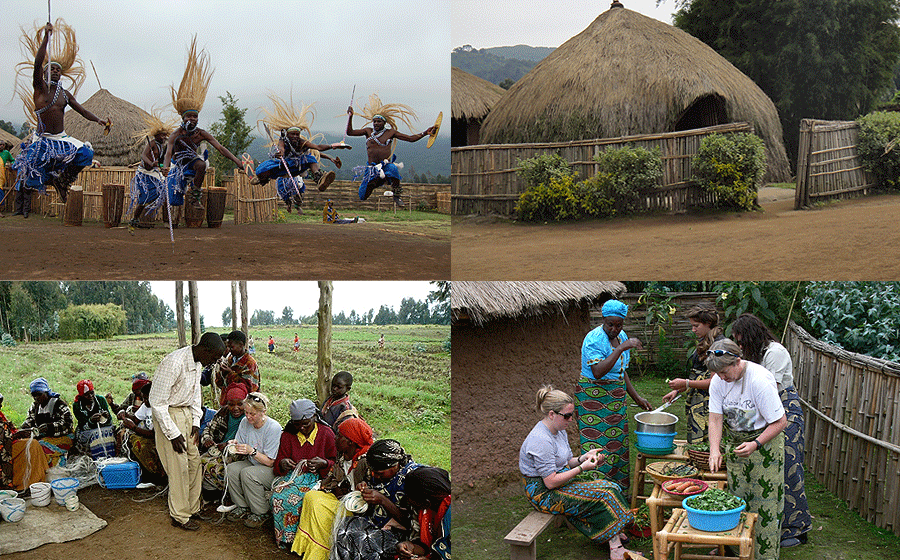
[346,94,435,206]
[129,109,175,230]
[10,20,111,217]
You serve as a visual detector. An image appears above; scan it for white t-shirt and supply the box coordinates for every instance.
[709,361,785,432]
[519,420,573,478]
[134,403,154,431]
[761,341,793,389]
[235,416,282,466]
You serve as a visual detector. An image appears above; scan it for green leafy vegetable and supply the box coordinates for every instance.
[686,488,744,512]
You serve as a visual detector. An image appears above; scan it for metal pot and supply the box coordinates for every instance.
[635,411,678,434]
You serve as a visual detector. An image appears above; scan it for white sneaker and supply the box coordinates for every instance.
[217,503,238,513]
[135,482,156,489]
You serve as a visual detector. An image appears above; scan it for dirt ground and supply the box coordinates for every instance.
[4,484,292,559]
[0,216,449,280]
[451,188,900,280]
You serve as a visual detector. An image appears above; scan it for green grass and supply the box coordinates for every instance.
[454,371,900,560]
[0,324,450,471]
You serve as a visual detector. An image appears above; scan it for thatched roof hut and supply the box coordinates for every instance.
[451,67,507,147]
[480,1,791,182]
[65,89,151,167]
[451,281,625,493]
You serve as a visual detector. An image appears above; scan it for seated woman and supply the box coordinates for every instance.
[271,398,337,548]
[106,371,149,415]
[72,379,115,458]
[200,382,248,500]
[119,380,165,482]
[330,439,427,560]
[520,385,635,560]
[291,417,374,557]
[12,378,74,469]
[224,392,283,529]
[398,466,451,560]
[1,392,20,490]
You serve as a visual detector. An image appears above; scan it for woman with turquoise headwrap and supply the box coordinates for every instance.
[576,299,651,494]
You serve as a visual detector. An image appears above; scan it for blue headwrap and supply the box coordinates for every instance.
[30,377,60,398]
[601,299,628,319]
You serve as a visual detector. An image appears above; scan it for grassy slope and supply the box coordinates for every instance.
[0,324,450,471]
[454,371,900,560]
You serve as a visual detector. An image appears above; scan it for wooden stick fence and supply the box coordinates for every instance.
[451,122,752,216]
[785,322,900,536]
[795,119,876,209]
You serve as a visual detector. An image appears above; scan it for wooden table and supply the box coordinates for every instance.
[646,481,727,560]
[630,440,727,509]
[655,508,757,560]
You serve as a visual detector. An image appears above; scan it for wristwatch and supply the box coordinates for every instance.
[251,448,258,457]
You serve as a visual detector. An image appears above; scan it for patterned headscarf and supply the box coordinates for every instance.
[132,378,151,396]
[601,299,628,319]
[30,377,59,398]
[224,382,249,402]
[338,417,374,462]
[76,379,94,401]
[366,439,410,471]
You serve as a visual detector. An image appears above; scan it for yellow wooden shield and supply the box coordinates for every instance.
[427,111,442,148]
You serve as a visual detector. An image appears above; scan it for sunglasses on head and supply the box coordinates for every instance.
[246,394,264,403]
[707,349,740,357]
[555,411,574,420]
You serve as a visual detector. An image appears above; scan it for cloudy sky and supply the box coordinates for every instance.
[0,0,449,137]
[148,281,439,327]
[452,0,677,48]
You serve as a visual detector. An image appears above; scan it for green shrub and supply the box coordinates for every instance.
[573,174,618,217]
[857,111,900,190]
[593,145,662,213]
[1,333,16,347]
[693,133,766,211]
[516,174,581,221]
[58,303,127,340]
[515,153,575,188]
[802,281,900,361]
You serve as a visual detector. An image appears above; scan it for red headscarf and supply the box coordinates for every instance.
[224,382,249,402]
[76,379,94,401]
[132,378,151,396]
[338,417,374,464]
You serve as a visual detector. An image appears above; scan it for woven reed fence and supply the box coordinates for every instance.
[590,292,723,370]
[451,122,752,216]
[0,166,216,220]
[785,322,900,536]
[795,119,876,209]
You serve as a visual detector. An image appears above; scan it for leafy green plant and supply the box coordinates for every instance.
[593,145,662,213]
[1,333,16,347]
[515,174,581,221]
[857,111,900,190]
[714,281,805,337]
[572,174,618,218]
[802,281,900,361]
[58,303,127,340]
[635,284,682,378]
[693,133,766,211]
[515,152,576,189]
[686,488,744,511]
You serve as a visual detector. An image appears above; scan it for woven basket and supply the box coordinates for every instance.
[646,461,698,485]
[687,448,711,470]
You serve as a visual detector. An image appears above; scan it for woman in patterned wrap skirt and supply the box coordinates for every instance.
[520,385,636,560]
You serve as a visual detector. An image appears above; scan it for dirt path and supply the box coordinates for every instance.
[0,216,449,280]
[4,484,291,559]
[451,189,900,279]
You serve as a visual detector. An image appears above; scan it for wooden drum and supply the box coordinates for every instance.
[184,189,205,228]
[102,183,126,228]
[63,186,83,226]
[206,187,227,228]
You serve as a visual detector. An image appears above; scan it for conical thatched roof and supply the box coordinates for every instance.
[65,89,151,166]
[480,4,790,181]
[0,128,20,148]
[452,281,625,326]
[452,67,507,121]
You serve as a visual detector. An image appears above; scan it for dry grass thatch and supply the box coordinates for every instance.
[65,89,151,166]
[452,281,625,326]
[479,6,790,181]
[451,67,507,121]
[0,128,20,149]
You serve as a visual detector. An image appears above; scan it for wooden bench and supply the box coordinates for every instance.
[504,510,565,560]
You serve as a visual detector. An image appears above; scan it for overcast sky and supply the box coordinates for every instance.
[1,0,449,136]
[148,281,438,327]
[452,0,677,49]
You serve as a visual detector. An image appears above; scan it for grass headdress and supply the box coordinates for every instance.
[131,107,177,148]
[355,94,417,132]
[170,36,213,117]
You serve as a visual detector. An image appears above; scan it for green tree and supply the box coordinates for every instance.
[250,309,275,326]
[63,281,173,334]
[499,78,514,90]
[208,92,254,183]
[0,120,16,136]
[58,304,127,339]
[222,306,232,327]
[280,306,294,325]
[373,305,396,325]
[672,0,900,167]
[17,122,30,139]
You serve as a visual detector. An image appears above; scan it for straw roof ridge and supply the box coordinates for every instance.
[452,67,507,121]
[452,281,625,326]
[479,6,790,182]
[65,88,151,166]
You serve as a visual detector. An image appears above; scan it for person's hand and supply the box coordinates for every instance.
[280,458,297,472]
[171,434,187,454]
[123,418,136,430]
[623,337,644,351]
[734,441,756,458]
[37,424,51,436]
[708,449,722,473]
[424,126,437,136]
[105,392,114,404]
[235,442,253,455]
[44,22,54,34]
[191,426,199,446]
[337,144,352,150]
[634,395,652,411]
[360,487,385,506]
[102,118,112,135]
[161,166,170,176]
[667,378,686,391]
[90,413,102,423]
[662,389,679,403]
[347,106,354,116]
[117,410,126,420]
[308,457,328,472]
[217,441,228,451]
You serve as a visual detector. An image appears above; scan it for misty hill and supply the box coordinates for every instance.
[451,45,555,86]
[243,132,449,183]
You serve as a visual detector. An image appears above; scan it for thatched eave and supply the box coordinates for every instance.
[452,281,625,326]
[452,67,507,121]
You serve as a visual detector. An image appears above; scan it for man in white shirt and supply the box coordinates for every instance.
[150,332,226,531]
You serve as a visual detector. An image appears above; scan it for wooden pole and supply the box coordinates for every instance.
[175,281,186,347]
[316,281,333,404]
[231,281,238,332]
[189,281,201,344]
[240,281,249,335]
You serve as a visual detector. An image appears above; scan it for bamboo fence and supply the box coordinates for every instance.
[785,322,900,536]
[795,119,876,209]
[451,122,752,216]
[233,168,276,224]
